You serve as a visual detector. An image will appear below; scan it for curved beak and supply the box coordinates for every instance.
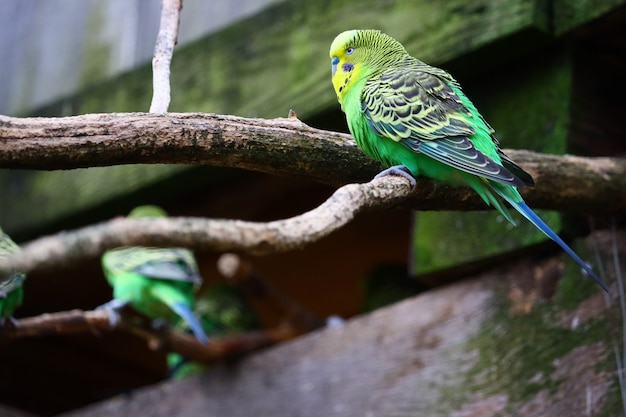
[331,56,339,76]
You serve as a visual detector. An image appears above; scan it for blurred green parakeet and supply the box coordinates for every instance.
[329,29,607,291]
[101,205,209,344]
[167,283,260,378]
[0,227,25,323]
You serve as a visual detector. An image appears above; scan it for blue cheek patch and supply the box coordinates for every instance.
[342,63,354,72]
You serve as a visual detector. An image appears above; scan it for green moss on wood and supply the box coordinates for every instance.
[470,48,574,155]
[0,165,239,240]
[37,0,552,120]
[79,2,112,88]
[552,0,626,35]
[0,165,184,235]
[413,210,562,274]
[449,276,611,413]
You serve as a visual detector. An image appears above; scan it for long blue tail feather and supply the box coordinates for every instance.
[510,201,608,292]
[171,301,210,345]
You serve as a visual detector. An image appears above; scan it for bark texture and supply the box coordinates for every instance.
[1,113,626,213]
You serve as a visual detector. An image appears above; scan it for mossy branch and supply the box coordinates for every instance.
[1,112,626,214]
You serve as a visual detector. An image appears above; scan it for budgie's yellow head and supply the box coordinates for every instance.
[329,29,407,104]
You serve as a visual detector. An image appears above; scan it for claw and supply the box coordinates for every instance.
[325,315,345,328]
[151,318,169,332]
[0,316,18,330]
[96,299,129,328]
[374,165,417,190]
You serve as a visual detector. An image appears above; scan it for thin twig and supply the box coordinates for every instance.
[149,0,183,113]
[161,324,299,363]
[0,309,111,340]
[0,308,299,363]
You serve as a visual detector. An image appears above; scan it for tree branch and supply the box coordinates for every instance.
[149,0,182,113]
[0,309,111,339]
[160,325,299,363]
[0,112,372,183]
[0,309,298,363]
[0,175,413,276]
[1,112,626,213]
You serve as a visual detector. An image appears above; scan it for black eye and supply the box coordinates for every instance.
[346,47,355,55]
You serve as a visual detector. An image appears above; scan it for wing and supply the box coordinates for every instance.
[404,137,524,186]
[0,274,25,298]
[498,149,535,186]
[362,62,473,141]
[0,230,26,298]
[104,247,202,285]
[362,62,527,187]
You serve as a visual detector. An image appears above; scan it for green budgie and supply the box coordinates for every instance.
[0,227,25,323]
[101,205,209,344]
[329,29,607,291]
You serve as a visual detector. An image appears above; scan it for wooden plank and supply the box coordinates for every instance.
[72,0,549,119]
[552,0,626,35]
[59,231,619,417]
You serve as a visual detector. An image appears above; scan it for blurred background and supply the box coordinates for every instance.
[1,0,625,415]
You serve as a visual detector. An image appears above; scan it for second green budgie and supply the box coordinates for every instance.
[0,227,25,323]
[329,29,607,291]
[101,205,209,344]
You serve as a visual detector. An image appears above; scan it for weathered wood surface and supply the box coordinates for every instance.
[49,0,551,119]
[552,0,626,35]
[59,230,621,417]
[2,113,626,216]
[0,1,281,116]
